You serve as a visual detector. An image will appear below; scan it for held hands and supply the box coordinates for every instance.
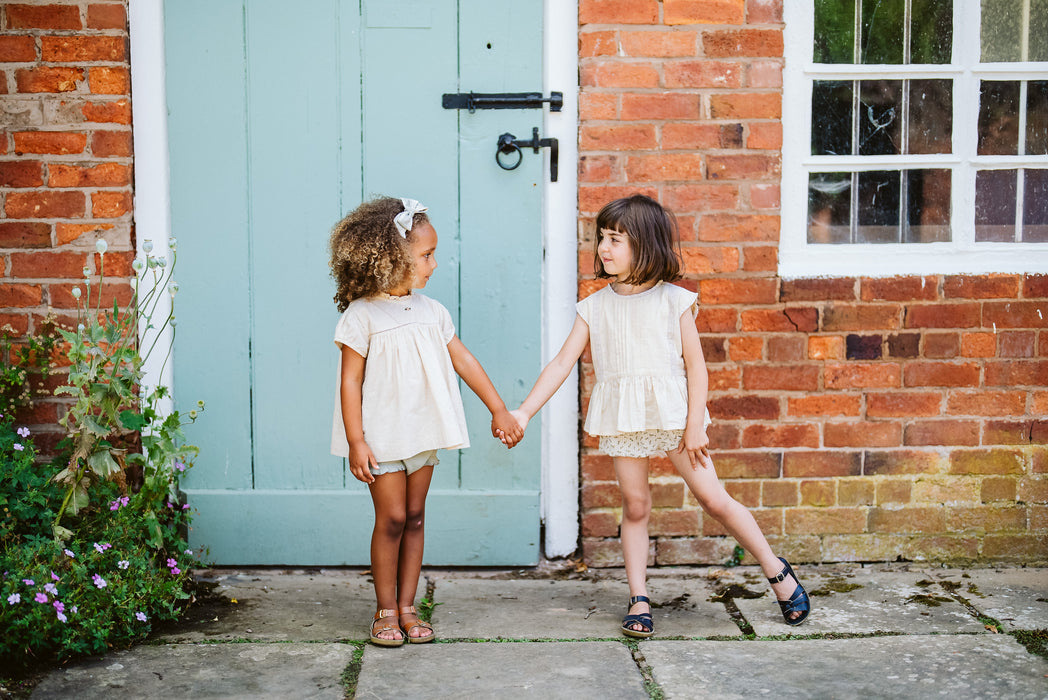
[676,422,711,470]
[348,439,378,484]
[491,407,527,449]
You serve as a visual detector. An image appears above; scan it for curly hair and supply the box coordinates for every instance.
[328,197,430,311]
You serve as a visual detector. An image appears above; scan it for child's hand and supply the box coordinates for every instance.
[676,424,711,470]
[491,408,525,448]
[348,440,377,484]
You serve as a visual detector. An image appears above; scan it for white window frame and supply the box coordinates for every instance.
[782,0,1048,278]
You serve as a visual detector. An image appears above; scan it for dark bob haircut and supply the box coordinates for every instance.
[594,194,682,285]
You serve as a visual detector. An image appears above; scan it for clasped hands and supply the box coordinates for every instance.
[490,408,529,449]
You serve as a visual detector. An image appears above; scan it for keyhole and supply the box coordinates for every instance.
[486,42,492,49]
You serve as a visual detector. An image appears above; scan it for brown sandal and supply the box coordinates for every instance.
[370,608,404,647]
[399,605,435,644]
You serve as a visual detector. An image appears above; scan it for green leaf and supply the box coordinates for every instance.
[119,410,148,431]
[87,448,120,478]
[52,524,74,542]
[82,414,111,437]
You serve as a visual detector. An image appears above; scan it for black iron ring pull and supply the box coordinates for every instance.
[495,128,559,182]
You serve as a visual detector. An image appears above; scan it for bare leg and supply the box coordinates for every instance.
[368,471,407,641]
[613,456,652,632]
[397,465,434,639]
[666,449,803,620]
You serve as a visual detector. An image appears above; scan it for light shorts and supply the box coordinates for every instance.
[370,449,439,477]
[599,429,684,458]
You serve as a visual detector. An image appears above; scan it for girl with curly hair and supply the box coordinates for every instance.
[329,196,523,646]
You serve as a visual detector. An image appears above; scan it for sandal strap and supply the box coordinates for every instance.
[622,613,653,632]
[628,595,650,606]
[374,608,397,620]
[768,568,788,584]
[399,605,418,615]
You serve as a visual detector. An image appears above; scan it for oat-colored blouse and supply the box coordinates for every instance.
[576,281,709,436]
[330,293,469,462]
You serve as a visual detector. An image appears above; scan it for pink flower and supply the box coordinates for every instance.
[34,592,48,603]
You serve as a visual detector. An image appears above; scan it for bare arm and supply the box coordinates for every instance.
[447,336,524,447]
[676,310,711,469]
[339,345,377,483]
[512,314,591,432]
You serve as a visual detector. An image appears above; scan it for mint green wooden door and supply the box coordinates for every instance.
[165,0,544,565]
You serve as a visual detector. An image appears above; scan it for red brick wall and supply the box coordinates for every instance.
[578,0,1047,566]
[0,1,133,452]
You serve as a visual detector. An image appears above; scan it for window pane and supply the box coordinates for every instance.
[861,0,905,64]
[908,79,953,154]
[1026,80,1048,155]
[812,81,854,155]
[814,0,856,63]
[906,169,951,242]
[857,170,901,243]
[975,169,1018,242]
[981,0,1023,62]
[808,173,852,244]
[978,81,1021,155]
[1032,0,1048,61]
[910,0,953,63]
[859,80,902,155]
[1023,169,1048,242]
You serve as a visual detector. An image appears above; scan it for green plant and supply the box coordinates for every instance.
[0,318,59,415]
[0,416,60,550]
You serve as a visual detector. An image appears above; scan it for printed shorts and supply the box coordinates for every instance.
[370,449,439,477]
[599,429,684,458]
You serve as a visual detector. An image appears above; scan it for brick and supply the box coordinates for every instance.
[664,184,739,213]
[90,130,132,157]
[579,185,659,215]
[905,302,981,329]
[1019,476,1048,503]
[983,420,1034,445]
[1034,421,1048,444]
[981,534,1048,561]
[960,332,996,358]
[725,480,760,506]
[5,4,81,30]
[823,303,901,331]
[905,420,980,446]
[950,449,1025,475]
[743,246,778,271]
[705,508,783,536]
[1023,274,1048,298]
[825,422,902,448]
[0,283,43,307]
[984,360,1048,387]
[620,30,699,57]
[582,481,622,508]
[750,183,780,208]
[982,476,1018,503]
[625,153,705,182]
[696,307,738,332]
[11,131,86,155]
[868,506,945,533]
[706,153,780,180]
[946,390,1026,416]
[762,479,797,506]
[707,420,739,447]
[1035,392,1048,417]
[886,333,921,358]
[846,334,882,360]
[703,29,784,58]
[5,190,85,218]
[709,92,781,119]
[740,307,818,333]
[949,505,1029,532]
[580,31,618,58]
[728,336,762,361]
[708,395,779,420]
[581,61,659,88]
[579,0,659,24]
[983,301,1048,329]
[621,92,700,120]
[0,36,36,62]
[663,60,741,88]
[861,276,939,302]
[0,314,30,334]
[664,0,745,24]
[867,392,942,418]
[924,332,959,358]
[655,537,734,565]
[582,510,618,537]
[912,476,979,505]
[581,453,616,481]
[767,335,805,361]
[49,281,132,309]
[697,213,779,241]
[999,331,1035,358]
[781,278,856,302]
[680,245,740,274]
[741,423,819,448]
[743,365,819,391]
[580,124,657,151]
[838,478,875,506]
[91,190,131,218]
[800,480,835,507]
[578,154,616,182]
[9,251,91,279]
[0,221,50,247]
[747,60,783,89]
[582,538,629,567]
[14,67,83,93]
[651,482,685,508]
[663,123,742,149]
[943,274,1021,299]
[578,92,617,120]
[48,162,131,188]
[747,0,784,23]
[82,98,131,124]
[785,508,866,534]
[0,160,43,187]
[700,277,777,304]
[808,336,843,360]
[700,336,727,363]
[783,451,861,478]
[712,451,780,478]
[649,508,699,536]
[824,363,901,389]
[787,394,861,417]
[42,36,126,63]
[876,478,913,503]
[55,221,113,246]
[87,3,127,30]
[903,361,980,388]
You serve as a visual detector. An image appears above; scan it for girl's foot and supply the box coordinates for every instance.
[621,595,654,638]
[768,558,811,625]
[399,605,435,643]
[370,609,405,646]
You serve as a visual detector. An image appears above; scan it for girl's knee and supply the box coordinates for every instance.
[404,507,425,532]
[377,512,407,539]
[621,494,651,523]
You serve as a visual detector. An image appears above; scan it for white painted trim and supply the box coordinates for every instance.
[541,0,580,559]
[128,0,173,415]
[781,1,1048,279]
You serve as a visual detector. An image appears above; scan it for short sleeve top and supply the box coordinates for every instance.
[576,281,699,436]
[330,293,469,462]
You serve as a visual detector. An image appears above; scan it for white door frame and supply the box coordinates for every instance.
[128,0,580,559]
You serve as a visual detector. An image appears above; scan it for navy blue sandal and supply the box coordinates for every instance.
[621,595,654,638]
[768,557,810,626]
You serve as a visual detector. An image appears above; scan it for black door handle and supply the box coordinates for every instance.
[495,127,559,182]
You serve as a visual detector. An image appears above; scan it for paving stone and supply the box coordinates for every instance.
[642,636,1048,700]
[930,567,1048,631]
[31,643,354,700]
[355,641,647,699]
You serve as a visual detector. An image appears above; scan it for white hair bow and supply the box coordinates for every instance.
[393,198,429,238]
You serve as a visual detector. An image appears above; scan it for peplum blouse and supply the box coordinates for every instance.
[330,293,469,463]
[576,281,709,436]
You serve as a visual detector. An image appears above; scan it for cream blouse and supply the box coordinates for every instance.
[576,281,709,436]
[330,293,469,462]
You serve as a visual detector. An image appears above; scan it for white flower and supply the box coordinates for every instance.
[71,286,82,299]
[83,266,91,278]
[13,443,24,451]
[95,239,108,254]
[168,281,179,296]
[143,240,154,253]
[132,259,145,273]
[17,426,29,438]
